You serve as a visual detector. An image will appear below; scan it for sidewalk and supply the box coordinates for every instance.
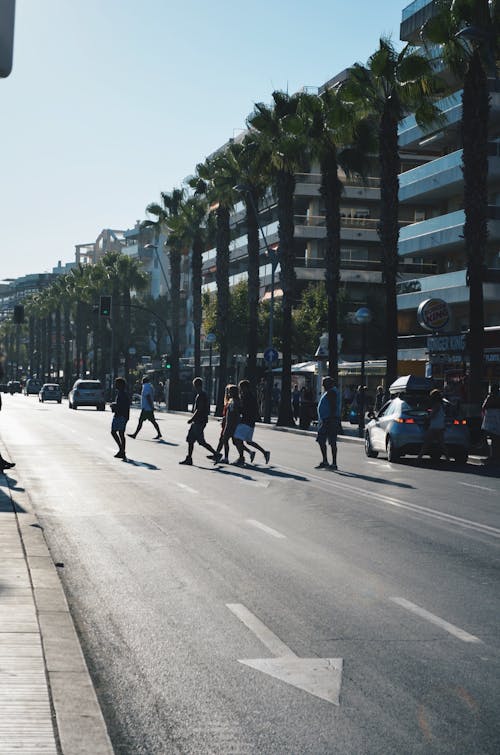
[0,464,113,755]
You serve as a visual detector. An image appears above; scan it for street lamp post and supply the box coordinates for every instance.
[234,184,280,423]
[354,307,372,438]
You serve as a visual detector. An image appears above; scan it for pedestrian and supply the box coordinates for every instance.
[315,376,339,470]
[417,388,450,462]
[127,376,162,440]
[110,377,131,460]
[155,381,166,408]
[292,384,301,422]
[179,377,221,466]
[481,383,500,465]
[233,380,270,466]
[374,385,385,413]
[212,384,255,464]
[0,393,15,472]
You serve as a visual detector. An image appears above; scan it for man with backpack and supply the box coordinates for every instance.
[316,376,339,470]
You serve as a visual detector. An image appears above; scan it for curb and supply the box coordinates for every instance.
[4,471,114,755]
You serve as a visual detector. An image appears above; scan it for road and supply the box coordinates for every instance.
[1,394,499,754]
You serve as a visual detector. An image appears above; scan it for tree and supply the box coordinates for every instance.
[146,188,185,409]
[229,135,271,385]
[190,152,240,415]
[422,0,500,406]
[248,91,308,426]
[298,89,374,387]
[342,39,444,391]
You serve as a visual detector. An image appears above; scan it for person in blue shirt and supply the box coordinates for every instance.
[316,376,339,470]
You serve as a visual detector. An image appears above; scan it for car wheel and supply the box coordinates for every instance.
[454,449,468,465]
[58,400,61,404]
[430,451,442,462]
[386,436,400,463]
[97,404,105,411]
[365,433,378,458]
[73,403,78,410]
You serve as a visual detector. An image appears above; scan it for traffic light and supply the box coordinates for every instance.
[13,304,24,324]
[99,295,112,317]
[162,355,171,371]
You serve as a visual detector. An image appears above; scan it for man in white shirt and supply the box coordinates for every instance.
[127,376,162,440]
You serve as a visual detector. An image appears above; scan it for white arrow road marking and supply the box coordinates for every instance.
[246,519,286,539]
[390,597,482,644]
[227,603,343,705]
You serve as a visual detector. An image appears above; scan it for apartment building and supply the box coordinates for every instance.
[396,0,500,383]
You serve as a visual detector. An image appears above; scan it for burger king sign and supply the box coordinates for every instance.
[417,298,450,332]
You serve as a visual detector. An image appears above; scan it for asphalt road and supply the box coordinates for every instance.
[1,394,499,754]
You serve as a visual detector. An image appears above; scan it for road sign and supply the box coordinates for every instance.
[264,347,279,363]
[206,333,216,344]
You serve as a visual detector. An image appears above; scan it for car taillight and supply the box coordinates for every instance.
[395,417,415,424]
[453,419,467,425]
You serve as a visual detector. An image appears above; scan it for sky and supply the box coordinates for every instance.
[0,0,407,280]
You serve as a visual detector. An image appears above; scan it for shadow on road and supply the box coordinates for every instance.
[153,439,179,447]
[0,484,26,513]
[124,459,159,470]
[335,470,415,489]
[388,457,499,479]
[208,464,308,483]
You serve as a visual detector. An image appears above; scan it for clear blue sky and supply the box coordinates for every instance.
[1,0,407,280]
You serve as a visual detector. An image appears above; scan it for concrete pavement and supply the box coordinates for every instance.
[0,458,113,755]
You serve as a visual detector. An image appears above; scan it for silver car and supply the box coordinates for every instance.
[364,391,470,464]
[39,383,62,403]
[68,379,105,411]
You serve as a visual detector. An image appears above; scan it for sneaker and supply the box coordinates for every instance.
[179,457,193,465]
[127,433,137,439]
[206,453,218,460]
[214,452,223,463]
[114,451,125,458]
[264,451,270,464]
[232,459,245,467]
[315,461,329,469]
[154,434,162,440]
[330,463,338,471]
[0,461,15,470]
[249,451,256,463]
[222,457,229,464]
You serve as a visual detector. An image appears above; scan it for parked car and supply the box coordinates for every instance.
[68,379,105,410]
[364,376,470,464]
[7,380,22,394]
[24,378,43,395]
[39,383,62,403]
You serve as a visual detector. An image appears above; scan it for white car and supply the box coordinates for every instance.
[68,379,105,410]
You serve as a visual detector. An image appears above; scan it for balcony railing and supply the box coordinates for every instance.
[295,215,414,230]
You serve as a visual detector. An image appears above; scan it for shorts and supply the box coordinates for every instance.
[187,422,207,444]
[316,419,337,446]
[139,410,156,422]
[233,423,254,442]
[112,415,127,432]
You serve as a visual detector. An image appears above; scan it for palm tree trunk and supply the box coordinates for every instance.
[215,205,230,416]
[63,304,71,392]
[123,288,132,385]
[321,151,342,387]
[28,315,36,376]
[378,104,400,392]
[169,249,182,409]
[276,169,296,427]
[245,192,260,386]
[463,48,488,407]
[192,239,203,377]
[55,307,62,380]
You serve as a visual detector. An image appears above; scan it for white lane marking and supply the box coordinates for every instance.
[246,519,286,539]
[459,482,495,493]
[279,465,500,539]
[367,460,392,469]
[176,482,199,495]
[227,603,296,656]
[390,597,482,644]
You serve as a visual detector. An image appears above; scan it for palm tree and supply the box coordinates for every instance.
[190,152,240,415]
[247,90,308,426]
[422,0,499,406]
[342,39,443,391]
[168,195,212,378]
[298,89,374,388]
[229,135,271,386]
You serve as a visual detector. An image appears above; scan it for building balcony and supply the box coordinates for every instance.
[400,146,500,203]
[399,207,500,257]
[400,0,434,42]
[397,268,500,311]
